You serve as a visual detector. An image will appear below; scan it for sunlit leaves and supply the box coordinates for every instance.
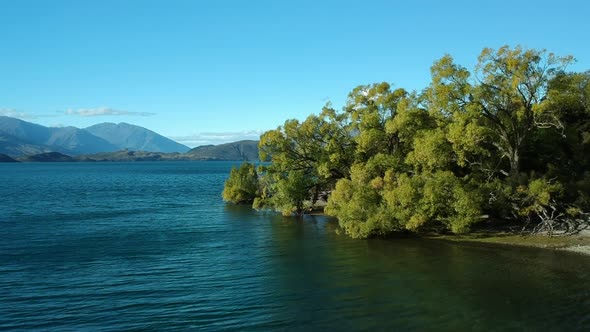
[406,129,452,172]
[428,45,575,178]
[255,105,356,216]
[224,45,589,238]
[222,162,259,204]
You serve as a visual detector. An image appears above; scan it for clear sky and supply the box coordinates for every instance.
[1,0,589,147]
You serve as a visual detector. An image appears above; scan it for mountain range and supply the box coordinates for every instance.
[0,116,260,161]
[186,140,259,161]
[0,116,189,156]
[85,122,189,153]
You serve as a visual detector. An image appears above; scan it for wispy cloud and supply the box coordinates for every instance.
[65,107,156,117]
[169,130,263,148]
[0,109,57,120]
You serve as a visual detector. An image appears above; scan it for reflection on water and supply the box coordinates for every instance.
[263,215,590,331]
[0,162,589,331]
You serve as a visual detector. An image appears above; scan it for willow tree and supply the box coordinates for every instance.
[426,46,585,233]
[541,71,590,173]
[429,46,574,179]
[256,106,355,215]
[325,87,469,238]
[223,45,588,236]
[345,82,411,162]
[535,71,590,214]
[222,162,259,204]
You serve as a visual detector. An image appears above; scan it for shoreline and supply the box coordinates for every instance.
[422,229,590,256]
[308,209,590,256]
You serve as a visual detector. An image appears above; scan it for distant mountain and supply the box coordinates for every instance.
[187,140,259,161]
[10,140,260,162]
[0,116,256,160]
[0,116,189,156]
[0,134,49,156]
[0,116,53,155]
[0,153,18,162]
[0,116,49,143]
[81,150,188,162]
[19,152,75,162]
[85,122,190,153]
[45,126,119,154]
[0,116,118,156]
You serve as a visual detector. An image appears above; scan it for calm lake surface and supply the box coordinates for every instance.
[1,161,589,331]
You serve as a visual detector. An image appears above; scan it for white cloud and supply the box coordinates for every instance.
[65,107,155,117]
[169,130,263,148]
[0,109,56,120]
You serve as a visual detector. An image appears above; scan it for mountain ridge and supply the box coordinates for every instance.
[187,140,258,161]
[0,153,19,162]
[0,116,190,156]
[0,116,118,155]
[85,122,190,153]
[15,139,261,162]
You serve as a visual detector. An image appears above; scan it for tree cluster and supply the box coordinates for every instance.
[223,46,590,238]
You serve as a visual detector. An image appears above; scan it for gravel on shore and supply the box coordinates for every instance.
[426,228,590,256]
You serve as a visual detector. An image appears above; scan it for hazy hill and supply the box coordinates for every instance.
[0,116,189,156]
[0,153,18,162]
[45,126,119,154]
[0,116,50,143]
[81,150,188,162]
[0,116,118,155]
[0,116,258,160]
[12,140,261,162]
[19,152,75,162]
[187,140,259,161]
[85,122,190,153]
[0,116,53,155]
[0,134,49,156]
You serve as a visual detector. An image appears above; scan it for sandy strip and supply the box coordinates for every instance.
[562,245,590,255]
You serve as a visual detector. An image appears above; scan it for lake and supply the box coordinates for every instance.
[1,162,589,331]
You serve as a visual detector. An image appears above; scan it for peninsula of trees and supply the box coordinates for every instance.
[223,46,590,239]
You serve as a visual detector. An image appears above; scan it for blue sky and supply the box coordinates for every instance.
[1,0,589,147]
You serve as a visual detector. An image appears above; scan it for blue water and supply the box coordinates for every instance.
[1,162,589,331]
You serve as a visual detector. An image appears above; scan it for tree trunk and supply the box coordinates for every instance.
[509,147,520,179]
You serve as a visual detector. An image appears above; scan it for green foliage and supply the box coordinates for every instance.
[222,162,259,204]
[345,83,415,161]
[428,46,574,179]
[406,128,453,172]
[384,171,483,234]
[267,170,315,216]
[326,167,484,237]
[256,106,356,216]
[514,178,564,218]
[226,45,590,238]
[325,165,399,238]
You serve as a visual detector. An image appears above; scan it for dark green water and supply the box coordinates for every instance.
[1,162,589,331]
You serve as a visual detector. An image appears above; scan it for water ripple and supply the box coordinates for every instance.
[1,162,589,331]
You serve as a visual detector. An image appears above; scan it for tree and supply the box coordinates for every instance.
[222,162,259,204]
[326,82,485,237]
[256,107,355,215]
[326,166,483,237]
[264,170,314,216]
[325,160,401,238]
[527,71,590,215]
[428,46,574,179]
[345,82,411,161]
[224,45,589,238]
